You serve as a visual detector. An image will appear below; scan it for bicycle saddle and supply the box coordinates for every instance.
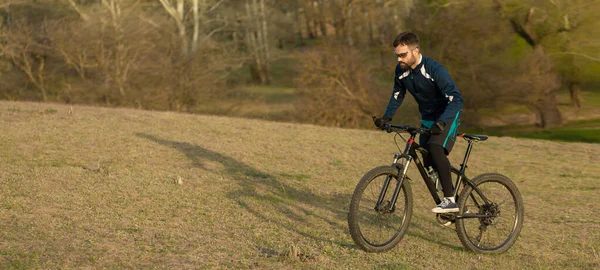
[459,133,488,141]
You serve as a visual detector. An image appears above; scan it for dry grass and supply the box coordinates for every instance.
[1,101,599,269]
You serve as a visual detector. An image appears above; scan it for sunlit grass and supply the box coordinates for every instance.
[1,101,599,269]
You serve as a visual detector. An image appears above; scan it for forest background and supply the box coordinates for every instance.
[1,0,599,142]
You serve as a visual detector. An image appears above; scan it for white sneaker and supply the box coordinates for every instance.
[432,198,459,213]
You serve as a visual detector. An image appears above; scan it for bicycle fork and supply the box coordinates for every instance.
[375,153,411,212]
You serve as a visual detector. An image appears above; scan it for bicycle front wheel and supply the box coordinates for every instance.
[348,165,413,252]
[455,173,524,254]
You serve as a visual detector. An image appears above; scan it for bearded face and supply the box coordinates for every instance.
[394,45,419,71]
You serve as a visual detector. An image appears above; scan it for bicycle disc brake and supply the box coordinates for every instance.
[375,200,395,218]
[480,203,500,226]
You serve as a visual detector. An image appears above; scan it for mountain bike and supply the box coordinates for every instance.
[347,123,524,254]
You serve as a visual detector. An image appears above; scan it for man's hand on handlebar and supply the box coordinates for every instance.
[373,116,392,130]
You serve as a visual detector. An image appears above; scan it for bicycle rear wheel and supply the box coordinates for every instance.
[455,173,524,254]
[348,166,413,252]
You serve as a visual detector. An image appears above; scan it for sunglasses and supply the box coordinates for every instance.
[394,47,418,58]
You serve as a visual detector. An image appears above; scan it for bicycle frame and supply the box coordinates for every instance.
[376,130,494,219]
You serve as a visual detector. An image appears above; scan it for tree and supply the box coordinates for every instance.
[158,0,227,57]
[492,0,600,126]
[537,0,600,109]
[492,1,561,127]
[244,0,271,84]
[407,0,582,127]
[294,43,385,128]
[56,0,237,110]
[2,21,49,100]
[0,0,61,101]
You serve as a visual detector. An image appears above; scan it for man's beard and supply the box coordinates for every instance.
[400,62,410,71]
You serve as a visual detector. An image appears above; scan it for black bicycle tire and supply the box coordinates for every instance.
[455,173,524,254]
[348,166,413,252]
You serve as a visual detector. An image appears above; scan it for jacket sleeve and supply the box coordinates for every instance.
[384,64,406,119]
[432,64,463,124]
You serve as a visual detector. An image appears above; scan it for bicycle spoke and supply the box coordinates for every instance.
[459,178,520,251]
[475,225,485,248]
[356,173,408,246]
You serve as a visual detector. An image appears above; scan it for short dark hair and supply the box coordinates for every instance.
[393,32,420,48]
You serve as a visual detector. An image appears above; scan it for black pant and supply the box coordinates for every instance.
[420,116,460,198]
[423,144,453,197]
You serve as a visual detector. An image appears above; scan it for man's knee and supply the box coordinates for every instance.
[428,143,446,158]
[430,142,451,156]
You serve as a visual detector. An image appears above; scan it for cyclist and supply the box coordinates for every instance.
[374,31,464,213]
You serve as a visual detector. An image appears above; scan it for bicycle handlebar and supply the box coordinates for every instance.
[381,123,431,135]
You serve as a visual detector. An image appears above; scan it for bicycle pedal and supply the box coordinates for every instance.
[436,214,455,228]
[441,221,454,228]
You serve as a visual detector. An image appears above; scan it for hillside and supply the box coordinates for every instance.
[1,101,599,269]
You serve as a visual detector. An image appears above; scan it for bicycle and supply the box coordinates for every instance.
[347,123,524,254]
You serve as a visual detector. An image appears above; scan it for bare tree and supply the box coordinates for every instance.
[295,44,384,128]
[158,0,227,57]
[244,0,271,84]
[1,19,50,100]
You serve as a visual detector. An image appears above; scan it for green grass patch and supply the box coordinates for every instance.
[0,250,40,269]
[269,57,299,87]
[509,128,600,143]
[463,118,600,143]
[244,85,295,104]
[464,127,600,143]
[280,173,311,181]
[563,118,600,128]
[580,90,600,107]
[44,108,58,114]
[8,107,21,113]
[331,159,344,168]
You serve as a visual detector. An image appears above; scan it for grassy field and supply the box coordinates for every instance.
[463,118,600,144]
[1,101,599,269]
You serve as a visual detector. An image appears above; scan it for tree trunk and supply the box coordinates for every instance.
[259,0,271,84]
[569,82,582,109]
[317,0,327,37]
[159,0,189,56]
[536,94,562,128]
[294,0,305,46]
[191,0,200,53]
[367,10,374,46]
[103,0,127,97]
[303,1,316,39]
[245,0,270,85]
[344,3,354,47]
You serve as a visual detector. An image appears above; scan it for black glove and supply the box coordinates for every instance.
[373,116,392,129]
[430,120,446,135]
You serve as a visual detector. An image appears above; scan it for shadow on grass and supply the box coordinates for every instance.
[406,214,464,251]
[136,133,356,250]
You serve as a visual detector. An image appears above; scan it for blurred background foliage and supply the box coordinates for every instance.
[1,0,599,140]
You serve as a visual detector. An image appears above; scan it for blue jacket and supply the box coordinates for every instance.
[383,56,463,127]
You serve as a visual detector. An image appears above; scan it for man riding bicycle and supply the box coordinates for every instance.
[374,31,464,213]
